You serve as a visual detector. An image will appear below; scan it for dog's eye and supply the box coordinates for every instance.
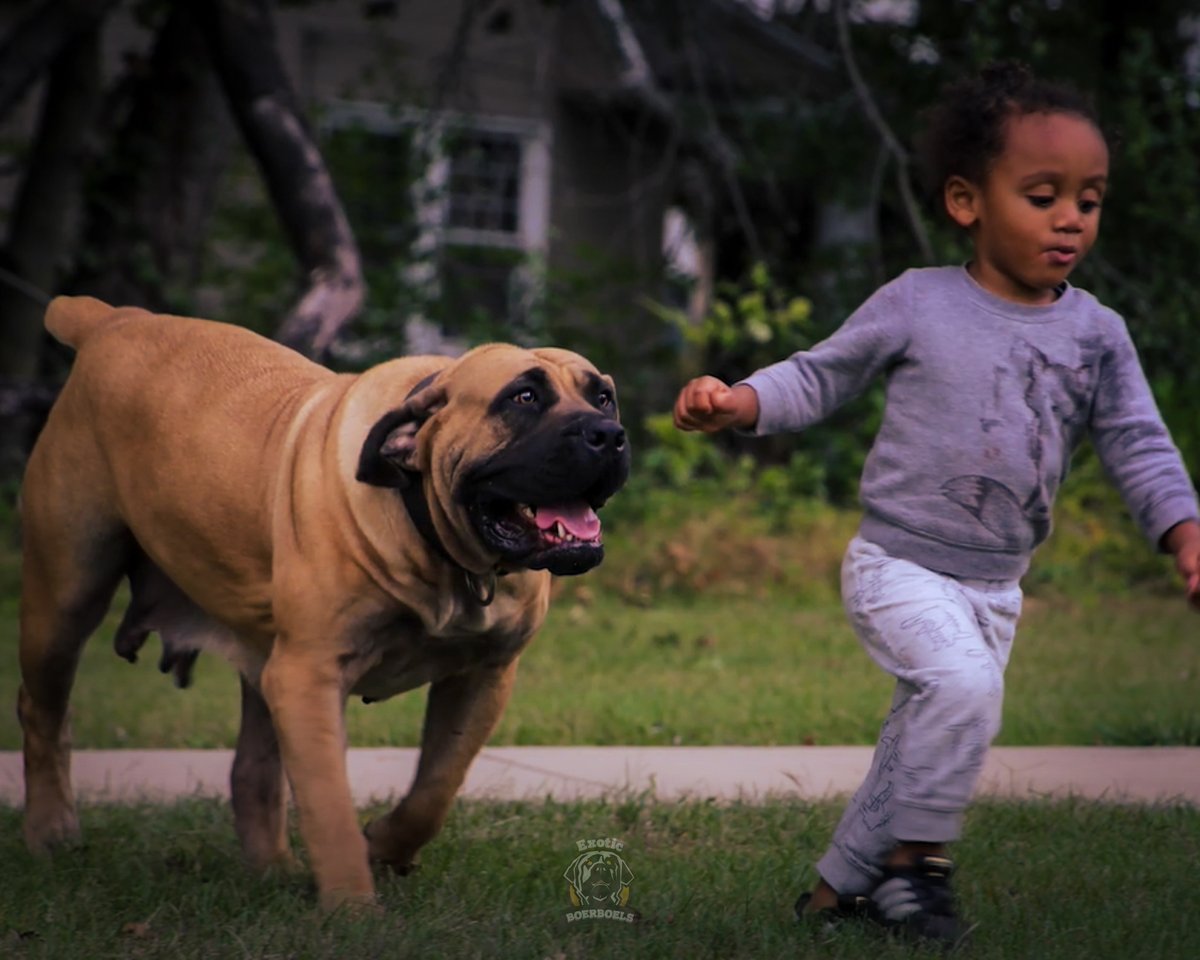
[596,390,614,409]
[511,388,538,406]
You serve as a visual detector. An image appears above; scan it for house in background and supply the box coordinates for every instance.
[0,0,837,358]
[274,0,837,353]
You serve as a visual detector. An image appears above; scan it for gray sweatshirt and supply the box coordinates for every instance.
[741,265,1199,579]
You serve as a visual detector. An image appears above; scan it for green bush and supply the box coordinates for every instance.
[644,261,817,378]
[641,263,883,503]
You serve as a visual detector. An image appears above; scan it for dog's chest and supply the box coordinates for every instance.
[349,620,527,703]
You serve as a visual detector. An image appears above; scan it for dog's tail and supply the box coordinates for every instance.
[43,295,116,350]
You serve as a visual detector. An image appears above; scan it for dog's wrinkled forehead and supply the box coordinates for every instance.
[445,344,613,409]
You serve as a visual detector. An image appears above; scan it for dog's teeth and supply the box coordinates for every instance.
[553,521,566,539]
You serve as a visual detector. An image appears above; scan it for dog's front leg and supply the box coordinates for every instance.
[365,658,518,872]
[259,648,374,912]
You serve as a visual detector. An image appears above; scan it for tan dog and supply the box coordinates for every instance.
[18,296,629,911]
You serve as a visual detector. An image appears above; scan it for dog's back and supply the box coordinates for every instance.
[39,297,334,485]
[44,295,328,386]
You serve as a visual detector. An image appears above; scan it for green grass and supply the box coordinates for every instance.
[1,488,1198,958]
[2,589,1195,750]
[1,497,1198,749]
[0,795,1196,959]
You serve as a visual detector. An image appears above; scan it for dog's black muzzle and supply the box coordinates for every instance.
[461,412,630,576]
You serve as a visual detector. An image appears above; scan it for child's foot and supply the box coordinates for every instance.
[871,854,971,949]
[794,882,881,934]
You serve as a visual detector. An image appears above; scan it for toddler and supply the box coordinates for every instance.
[673,61,1200,947]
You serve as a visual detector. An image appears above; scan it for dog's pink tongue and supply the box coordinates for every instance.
[534,502,601,538]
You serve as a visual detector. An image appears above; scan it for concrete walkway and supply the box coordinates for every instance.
[2,746,1198,806]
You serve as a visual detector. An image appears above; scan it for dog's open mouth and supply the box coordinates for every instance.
[460,413,629,576]
[470,496,605,575]
[518,501,601,543]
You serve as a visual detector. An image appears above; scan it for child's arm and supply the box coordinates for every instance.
[1161,519,1200,609]
[674,377,759,433]
[1089,319,1200,609]
[674,272,913,438]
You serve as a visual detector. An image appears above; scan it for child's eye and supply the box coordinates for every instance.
[1027,195,1054,209]
[1079,199,1101,214]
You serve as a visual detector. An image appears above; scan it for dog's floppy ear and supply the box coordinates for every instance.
[356,379,448,488]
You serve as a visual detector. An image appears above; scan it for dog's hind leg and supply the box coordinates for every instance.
[18,509,129,854]
[231,676,297,872]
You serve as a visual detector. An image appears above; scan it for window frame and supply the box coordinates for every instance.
[320,100,551,257]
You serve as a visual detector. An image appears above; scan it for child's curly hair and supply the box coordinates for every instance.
[914,60,1102,202]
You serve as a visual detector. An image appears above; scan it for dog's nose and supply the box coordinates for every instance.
[585,420,626,453]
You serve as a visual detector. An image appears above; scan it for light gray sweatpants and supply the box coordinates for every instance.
[817,535,1023,896]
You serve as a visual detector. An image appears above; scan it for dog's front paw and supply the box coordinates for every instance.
[319,888,384,916]
[363,817,420,875]
[249,849,303,876]
[373,857,420,877]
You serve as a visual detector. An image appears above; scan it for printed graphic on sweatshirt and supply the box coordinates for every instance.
[943,338,1095,548]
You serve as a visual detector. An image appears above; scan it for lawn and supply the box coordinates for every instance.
[1,795,1198,960]
[0,492,1197,749]
[1,488,1198,959]
[0,587,1197,750]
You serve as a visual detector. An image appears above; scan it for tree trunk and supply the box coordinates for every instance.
[196,0,365,360]
[69,3,233,310]
[0,0,121,123]
[0,27,101,481]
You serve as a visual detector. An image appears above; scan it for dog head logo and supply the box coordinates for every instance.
[564,850,634,907]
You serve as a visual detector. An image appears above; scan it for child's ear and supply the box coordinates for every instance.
[944,176,980,229]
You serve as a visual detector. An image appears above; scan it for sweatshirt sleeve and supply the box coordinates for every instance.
[738,271,911,436]
[1089,320,1199,549]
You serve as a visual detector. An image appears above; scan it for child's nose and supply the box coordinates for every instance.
[1053,202,1084,232]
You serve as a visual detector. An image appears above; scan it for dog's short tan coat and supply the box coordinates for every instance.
[18,297,627,910]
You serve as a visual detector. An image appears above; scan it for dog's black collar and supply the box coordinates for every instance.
[399,477,497,606]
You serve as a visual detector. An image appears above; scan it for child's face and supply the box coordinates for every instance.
[946,111,1109,305]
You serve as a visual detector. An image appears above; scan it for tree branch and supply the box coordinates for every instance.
[679,25,765,267]
[832,0,933,265]
[0,25,101,480]
[197,0,365,360]
[1,24,98,378]
[69,3,232,310]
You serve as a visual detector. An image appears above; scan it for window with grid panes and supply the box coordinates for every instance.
[445,131,522,236]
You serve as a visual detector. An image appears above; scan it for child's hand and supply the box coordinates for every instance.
[673,377,759,433]
[1163,520,1200,610]
[1177,546,1200,611]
